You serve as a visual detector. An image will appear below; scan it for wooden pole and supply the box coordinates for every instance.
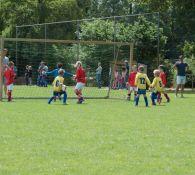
[4,37,131,46]
[129,43,134,70]
[0,36,4,101]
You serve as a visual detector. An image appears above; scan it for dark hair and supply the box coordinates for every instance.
[57,63,63,69]
[122,67,126,71]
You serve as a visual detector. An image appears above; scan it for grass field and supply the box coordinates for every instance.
[0,93,195,175]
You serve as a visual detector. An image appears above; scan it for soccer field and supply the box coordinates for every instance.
[0,94,195,175]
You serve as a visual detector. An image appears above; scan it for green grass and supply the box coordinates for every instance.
[0,94,195,175]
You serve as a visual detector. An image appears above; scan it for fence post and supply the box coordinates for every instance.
[0,36,4,101]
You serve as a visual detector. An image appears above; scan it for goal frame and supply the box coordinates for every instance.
[0,36,134,101]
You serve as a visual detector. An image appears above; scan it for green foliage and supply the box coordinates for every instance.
[183,41,195,74]
[80,16,166,77]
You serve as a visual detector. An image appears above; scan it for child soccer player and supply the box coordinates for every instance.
[134,65,151,107]
[150,69,164,105]
[74,61,86,104]
[4,61,16,102]
[48,69,67,105]
[127,65,137,101]
[159,65,170,102]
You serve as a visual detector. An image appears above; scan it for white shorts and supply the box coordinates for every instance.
[129,86,138,92]
[177,76,186,85]
[7,84,14,91]
[75,82,85,90]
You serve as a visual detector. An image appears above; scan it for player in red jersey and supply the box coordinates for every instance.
[127,65,138,101]
[4,61,16,102]
[159,65,170,102]
[74,61,86,104]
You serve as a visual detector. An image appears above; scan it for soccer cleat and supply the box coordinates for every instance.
[63,102,68,105]
[167,98,170,103]
[127,96,130,101]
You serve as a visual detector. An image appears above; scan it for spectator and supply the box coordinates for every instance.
[3,48,9,66]
[25,65,33,86]
[124,60,130,83]
[174,55,189,98]
[96,62,102,88]
[121,67,127,89]
[2,48,9,96]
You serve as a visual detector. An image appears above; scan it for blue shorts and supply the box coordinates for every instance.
[137,89,146,95]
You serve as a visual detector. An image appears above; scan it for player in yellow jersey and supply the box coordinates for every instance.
[150,69,164,105]
[134,65,151,107]
[48,69,67,105]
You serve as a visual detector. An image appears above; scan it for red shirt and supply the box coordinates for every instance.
[75,67,86,83]
[160,72,167,86]
[128,71,137,87]
[4,66,15,85]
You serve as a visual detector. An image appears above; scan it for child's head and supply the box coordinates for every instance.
[132,65,137,72]
[74,61,82,68]
[158,65,165,72]
[29,66,32,70]
[57,63,63,69]
[58,69,65,76]
[153,69,160,77]
[98,62,101,67]
[8,61,14,68]
[138,65,144,73]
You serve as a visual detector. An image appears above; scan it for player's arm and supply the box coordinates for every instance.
[146,76,151,86]
[134,74,139,86]
[150,78,156,88]
[64,71,74,77]
[46,69,55,76]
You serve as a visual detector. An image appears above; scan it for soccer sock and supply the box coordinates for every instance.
[164,93,170,100]
[48,97,55,104]
[63,92,67,104]
[8,91,12,101]
[135,96,139,106]
[144,96,148,107]
[134,93,137,101]
[150,93,156,105]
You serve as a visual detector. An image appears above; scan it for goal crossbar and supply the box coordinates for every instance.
[4,37,132,46]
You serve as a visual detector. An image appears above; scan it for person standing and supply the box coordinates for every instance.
[124,60,130,86]
[174,55,189,97]
[2,48,9,96]
[96,62,102,88]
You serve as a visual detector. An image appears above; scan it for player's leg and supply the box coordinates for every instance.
[7,84,13,102]
[150,92,157,105]
[75,83,84,104]
[134,87,138,101]
[163,92,170,102]
[127,86,132,101]
[143,93,149,107]
[157,92,162,104]
[135,89,141,106]
[48,92,57,104]
[62,91,67,104]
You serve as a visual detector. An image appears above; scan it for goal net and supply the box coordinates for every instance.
[1,37,132,100]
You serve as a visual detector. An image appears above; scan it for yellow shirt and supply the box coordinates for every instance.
[53,76,64,92]
[135,73,151,90]
[151,77,163,92]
